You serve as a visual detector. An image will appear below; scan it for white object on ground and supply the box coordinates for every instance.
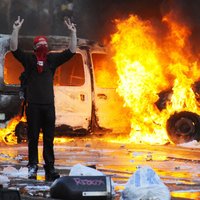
[0,175,10,187]
[121,166,170,200]
[2,166,28,178]
[69,164,104,176]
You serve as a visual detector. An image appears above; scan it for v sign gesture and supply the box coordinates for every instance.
[13,16,24,31]
[10,16,24,51]
[64,17,77,53]
[64,18,76,33]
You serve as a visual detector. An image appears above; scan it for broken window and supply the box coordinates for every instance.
[54,53,85,86]
[92,53,118,88]
[4,52,85,86]
[4,52,24,85]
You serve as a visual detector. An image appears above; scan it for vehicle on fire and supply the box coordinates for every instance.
[0,34,130,143]
[1,34,200,144]
[155,85,200,144]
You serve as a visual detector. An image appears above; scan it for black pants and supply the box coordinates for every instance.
[26,103,55,166]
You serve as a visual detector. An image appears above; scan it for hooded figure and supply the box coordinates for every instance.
[10,16,77,181]
[33,36,48,73]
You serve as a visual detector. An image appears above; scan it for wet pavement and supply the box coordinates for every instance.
[0,136,200,200]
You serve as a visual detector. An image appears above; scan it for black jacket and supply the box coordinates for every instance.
[12,48,75,104]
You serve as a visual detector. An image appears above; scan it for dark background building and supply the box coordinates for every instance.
[0,0,200,47]
[0,0,163,43]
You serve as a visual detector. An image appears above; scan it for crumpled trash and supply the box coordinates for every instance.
[2,166,28,178]
[69,164,103,176]
[121,166,170,200]
[0,175,10,187]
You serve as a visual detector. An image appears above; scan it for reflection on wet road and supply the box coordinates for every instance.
[0,137,200,199]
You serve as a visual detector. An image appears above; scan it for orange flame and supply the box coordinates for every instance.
[0,116,24,145]
[110,14,200,144]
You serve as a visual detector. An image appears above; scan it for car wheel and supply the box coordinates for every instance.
[166,111,200,144]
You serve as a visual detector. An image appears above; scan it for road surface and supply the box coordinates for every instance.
[0,136,200,199]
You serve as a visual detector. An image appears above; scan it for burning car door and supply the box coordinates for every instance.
[90,51,131,134]
[53,49,92,134]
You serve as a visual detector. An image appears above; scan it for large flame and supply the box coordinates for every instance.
[110,14,200,144]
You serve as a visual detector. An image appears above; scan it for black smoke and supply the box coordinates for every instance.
[0,0,163,41]
[72,0,163,42]
[1,0,200,47]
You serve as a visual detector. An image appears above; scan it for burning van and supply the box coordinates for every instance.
[1,12,200,146]
[0,34,131,143]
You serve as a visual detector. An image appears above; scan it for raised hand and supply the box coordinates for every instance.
[64,17,76,33]
[13,16,24,31]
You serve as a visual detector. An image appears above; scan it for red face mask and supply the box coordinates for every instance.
[34,44,48,73]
